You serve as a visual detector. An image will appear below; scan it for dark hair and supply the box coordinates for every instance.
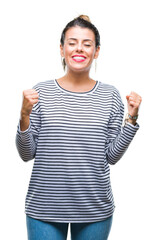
[60,15,100,48]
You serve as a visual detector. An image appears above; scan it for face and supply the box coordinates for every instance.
[60,26,100,73]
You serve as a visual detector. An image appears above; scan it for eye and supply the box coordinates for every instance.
[84,44,91,47]
[69,42,76,46]
[84,42,92,47]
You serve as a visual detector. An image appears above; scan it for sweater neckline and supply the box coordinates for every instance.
[54,79,99,96]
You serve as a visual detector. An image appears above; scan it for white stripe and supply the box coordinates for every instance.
[16,79,139,223]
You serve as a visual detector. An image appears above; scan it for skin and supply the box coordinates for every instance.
[126,92,142,125]
[20,26,142,131]
[58,26,100,91]
[20,89,39,131]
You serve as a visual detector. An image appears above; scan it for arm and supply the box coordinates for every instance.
[105,89,141,165]
[15,88,40,161]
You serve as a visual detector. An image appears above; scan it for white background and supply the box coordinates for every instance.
[0,0,157,239]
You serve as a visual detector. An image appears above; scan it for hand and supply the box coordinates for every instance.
[21,89,39,117]
[126,91,142,117]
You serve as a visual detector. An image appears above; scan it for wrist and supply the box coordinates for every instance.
[20,112,30,131]
[20,110,30,120]
[126,118,137,126]
[125,113,138,126]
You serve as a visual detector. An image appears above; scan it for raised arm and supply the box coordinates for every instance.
[16,89,40,161]
[105,89,142,165]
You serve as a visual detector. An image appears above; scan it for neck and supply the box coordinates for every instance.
[63,69,92,85]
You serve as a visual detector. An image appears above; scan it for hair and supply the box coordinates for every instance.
[60,15,101,70]
[60,15,100,48]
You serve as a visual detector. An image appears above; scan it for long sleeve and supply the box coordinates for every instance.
[16,92,41,162]
[17,79,140,223]
[105,89,139,165]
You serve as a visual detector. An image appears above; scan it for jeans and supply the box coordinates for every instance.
[26,215,113,240]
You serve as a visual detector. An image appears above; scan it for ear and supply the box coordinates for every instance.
[60,44,64,57]
[94,46,100,59]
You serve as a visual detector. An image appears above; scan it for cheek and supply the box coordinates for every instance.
[88,49,96,59]
[63,47,73,59]
[87,46,96,55]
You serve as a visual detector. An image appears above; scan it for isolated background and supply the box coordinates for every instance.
[0,0,157,239]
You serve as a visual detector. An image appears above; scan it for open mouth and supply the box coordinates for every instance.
[72,55,86,62]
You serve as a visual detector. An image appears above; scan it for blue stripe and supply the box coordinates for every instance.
[16,79,139,223]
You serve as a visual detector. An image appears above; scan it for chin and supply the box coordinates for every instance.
[68,65,91,73]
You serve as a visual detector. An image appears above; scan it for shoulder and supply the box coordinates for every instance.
[98,80,121,97]
[32,80,54,92]
[98,81,124,109]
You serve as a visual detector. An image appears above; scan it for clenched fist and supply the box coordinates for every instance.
[126,91,142,124]
[20,89,39,131]
[21,89,39,117]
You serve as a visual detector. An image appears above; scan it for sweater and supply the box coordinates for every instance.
[16,79,139,223]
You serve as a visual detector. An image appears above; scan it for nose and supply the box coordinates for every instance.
[76,42,83,52]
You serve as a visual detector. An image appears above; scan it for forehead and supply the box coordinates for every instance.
[65,26,95,41]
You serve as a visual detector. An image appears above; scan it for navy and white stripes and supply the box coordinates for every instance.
[16,79,139,223]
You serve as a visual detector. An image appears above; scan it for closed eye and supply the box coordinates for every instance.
[69,42,76,46]
[84,44,91,47]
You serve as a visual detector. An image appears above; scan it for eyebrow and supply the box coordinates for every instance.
[67,38,94,43]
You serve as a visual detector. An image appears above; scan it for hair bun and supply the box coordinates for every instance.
[78,15,91,23]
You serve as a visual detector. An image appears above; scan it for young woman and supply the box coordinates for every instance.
[16,15,142,240]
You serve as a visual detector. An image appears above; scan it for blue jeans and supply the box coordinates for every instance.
[26,215,113,240]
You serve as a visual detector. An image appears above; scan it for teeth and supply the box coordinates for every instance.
[73,56,85,60]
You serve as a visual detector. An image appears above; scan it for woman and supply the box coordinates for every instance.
[16,15,142,240]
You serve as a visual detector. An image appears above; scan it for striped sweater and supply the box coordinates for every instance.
[16,79,139,223]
